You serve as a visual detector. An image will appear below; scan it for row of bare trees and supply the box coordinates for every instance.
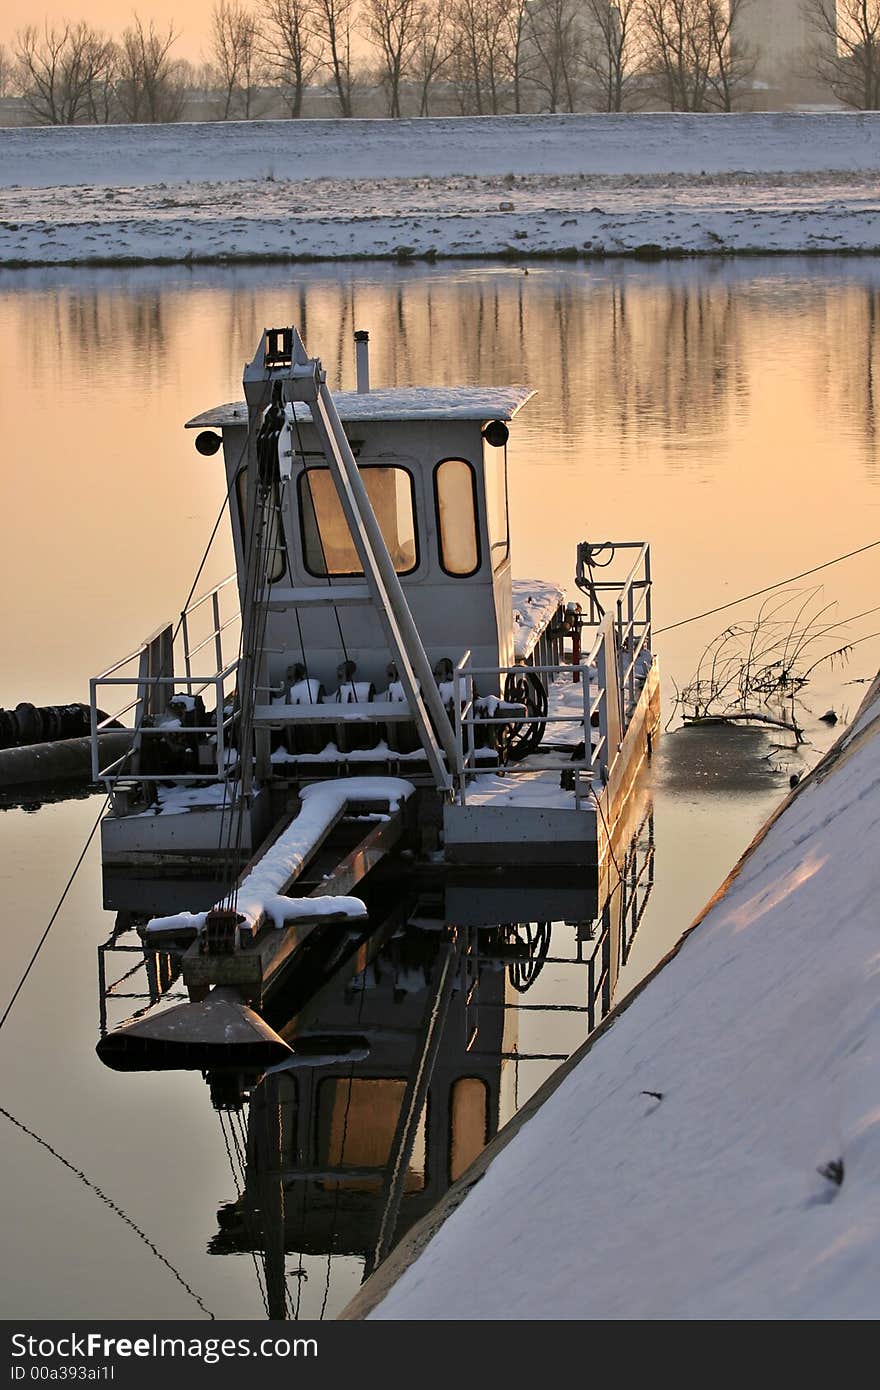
[5,3,880,125]
[8,18,186,123]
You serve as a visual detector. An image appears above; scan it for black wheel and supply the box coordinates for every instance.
[504,922,552,993]
[502,667,548,762]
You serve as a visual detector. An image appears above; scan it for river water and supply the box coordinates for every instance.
[0,257,878,1320]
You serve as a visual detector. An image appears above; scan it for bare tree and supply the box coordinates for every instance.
[706,0,755,111]
[264,0,323,116]
[640,0,712,109]
[314,0,357,115]
[411,5,453,114]
[503,0,530,112]
[582,0,643,111]
[211,0,265,119]
[116,18,186,123]
[525,0,585,111]
[803,0,880,109]
[362,0,422,115]
[640,0,753,112]
[15,21,116,125]
[0,43,16,99]
[451,0,513,114]
[450,0,485,112]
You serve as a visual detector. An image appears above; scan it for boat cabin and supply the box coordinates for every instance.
[185,331,535,695]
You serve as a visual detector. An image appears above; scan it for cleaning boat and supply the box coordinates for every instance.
[91,324,659,1064]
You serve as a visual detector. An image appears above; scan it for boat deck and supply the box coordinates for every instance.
[444,657,660,869]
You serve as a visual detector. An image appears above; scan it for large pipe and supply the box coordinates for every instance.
[0,731,133,789]
[354,329,370,393]
[0,701,109,749]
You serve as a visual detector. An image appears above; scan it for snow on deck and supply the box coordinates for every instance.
[462,669,596,811]
[186,387,534,429]
[5,114,880,266]
[363,679,880,1320]
[145,775,414,938]
[512,580,565,661]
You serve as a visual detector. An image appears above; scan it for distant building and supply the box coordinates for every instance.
[733,0,840,109]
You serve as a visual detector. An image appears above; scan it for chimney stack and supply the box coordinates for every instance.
[354,330,370,393]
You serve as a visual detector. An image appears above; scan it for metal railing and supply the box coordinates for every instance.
[97,924,187,1039]
[452,543,652,804]
[452,655,606,807]
[179,574,240,688]
[577,541,652,720]
[90,574,241,789]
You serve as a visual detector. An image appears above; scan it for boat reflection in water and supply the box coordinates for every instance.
[97,798,654,1320]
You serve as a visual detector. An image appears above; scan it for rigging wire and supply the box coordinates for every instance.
[224,478,278,912]
[0,477,239,1038]
[0,806,104,1034]
[213,377,276,902]
[655,538,880,636]
[0,1103,215,1320]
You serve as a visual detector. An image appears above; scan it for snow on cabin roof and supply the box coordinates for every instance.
[185,386,535,430]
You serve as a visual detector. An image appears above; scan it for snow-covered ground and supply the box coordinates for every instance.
[4,113,880,266]
[349,676,880,1320]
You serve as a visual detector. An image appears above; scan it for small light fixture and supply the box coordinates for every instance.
[195,430,222,456]
[482,419,509,448]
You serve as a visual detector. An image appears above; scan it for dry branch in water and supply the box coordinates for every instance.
[674,588,860,740]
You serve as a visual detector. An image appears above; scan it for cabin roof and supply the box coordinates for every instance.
[185,386,535,430]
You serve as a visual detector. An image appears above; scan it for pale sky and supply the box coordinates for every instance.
[2,3,225,63]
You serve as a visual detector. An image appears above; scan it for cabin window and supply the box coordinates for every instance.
[298,467,418,576]
[483,444,509,569]
[433,459,480,577]
[449,1077,489,1182]
[236,469,287,583]
[315,1078,426,1192]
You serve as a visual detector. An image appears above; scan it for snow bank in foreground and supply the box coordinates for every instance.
[363,682,880,1320]
[4,114,880,266]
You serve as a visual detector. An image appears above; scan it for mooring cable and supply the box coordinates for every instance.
[0,484,236,1039]
[0,1103,215,1319]
[655,538,880,636]
[0,802,105,1034]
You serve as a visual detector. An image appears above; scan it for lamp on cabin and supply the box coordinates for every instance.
[482,420,509,448]
[195,430,223,456]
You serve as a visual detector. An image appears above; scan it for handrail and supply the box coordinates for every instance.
[452,542,652,804]
[90,666,240,786]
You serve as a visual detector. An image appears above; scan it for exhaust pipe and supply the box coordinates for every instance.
[354,329,370,393]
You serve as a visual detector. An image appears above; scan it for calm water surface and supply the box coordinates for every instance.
[1,257,879,1319]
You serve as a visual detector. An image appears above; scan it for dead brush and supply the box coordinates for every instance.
[674,588,863,741]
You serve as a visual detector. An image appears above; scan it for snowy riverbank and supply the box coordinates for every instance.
[4,113,880,267]
[345,675,880,1320]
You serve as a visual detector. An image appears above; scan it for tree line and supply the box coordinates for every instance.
[2,2,880,125]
